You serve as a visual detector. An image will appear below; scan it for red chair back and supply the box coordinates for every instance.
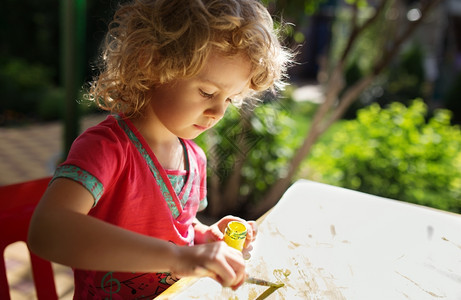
[0,177,58,300]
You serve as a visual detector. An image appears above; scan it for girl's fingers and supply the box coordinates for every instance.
[248,221,258,238]
[210,225,224,240]
[207,243,245,287]
[244,220,258,248]
[194,266,216,279]
[242,244,253,260]
[185,241,245,288]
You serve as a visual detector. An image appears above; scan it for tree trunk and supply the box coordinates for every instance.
[222,109,254,214]
[207,109,255,217]
[206,129,222,217]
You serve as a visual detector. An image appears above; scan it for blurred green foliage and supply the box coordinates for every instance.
[1,0,60,73]
[0,58,97,125]
[195,97,315,207]
[0,0,114,126]
[0,58,55,124]
[197,95,461,215]
[308,100,461,213]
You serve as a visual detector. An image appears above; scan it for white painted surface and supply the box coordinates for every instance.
[162,180,461,299]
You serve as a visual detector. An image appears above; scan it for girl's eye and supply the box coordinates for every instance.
[199,89,214,99]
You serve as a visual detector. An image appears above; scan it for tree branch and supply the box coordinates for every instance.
[374,0,443,75]
[352,2,359,29]
[340,0,390,63]
[325,76,375,131]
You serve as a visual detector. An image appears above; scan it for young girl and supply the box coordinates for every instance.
[28,0,291,298]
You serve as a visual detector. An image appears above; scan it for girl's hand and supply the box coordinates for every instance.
[194,215,258,259]
[171,241,246,289]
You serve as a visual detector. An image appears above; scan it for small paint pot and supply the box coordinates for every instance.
[223,221,247,251]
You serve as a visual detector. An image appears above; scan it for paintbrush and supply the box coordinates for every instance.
[245,276,284,288]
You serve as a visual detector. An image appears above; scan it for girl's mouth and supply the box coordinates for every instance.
[194,124,209,131]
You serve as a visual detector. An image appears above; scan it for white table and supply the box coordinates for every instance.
[157,180,461,299]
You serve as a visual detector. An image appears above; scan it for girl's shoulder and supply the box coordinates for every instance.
[77,114,129,144]
[68,114,131,165]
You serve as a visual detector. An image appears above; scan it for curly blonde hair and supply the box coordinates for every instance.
[89,0,292,116]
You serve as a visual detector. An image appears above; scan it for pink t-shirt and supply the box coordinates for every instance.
[53,115,207,299]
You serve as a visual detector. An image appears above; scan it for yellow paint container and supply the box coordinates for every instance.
[223,221,247,251]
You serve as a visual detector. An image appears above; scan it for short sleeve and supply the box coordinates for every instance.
[53,165,104,205]
[52,117,126,206]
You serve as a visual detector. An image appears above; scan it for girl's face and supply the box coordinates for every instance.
[146,51,252,140]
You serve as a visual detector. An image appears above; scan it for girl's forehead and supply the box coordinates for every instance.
[197,52,252,92]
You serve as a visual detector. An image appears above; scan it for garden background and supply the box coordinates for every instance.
[1,0,460,220]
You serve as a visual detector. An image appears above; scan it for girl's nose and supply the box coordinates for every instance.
[204,98,229,120]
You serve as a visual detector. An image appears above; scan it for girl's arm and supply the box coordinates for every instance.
[28,178,245,287]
